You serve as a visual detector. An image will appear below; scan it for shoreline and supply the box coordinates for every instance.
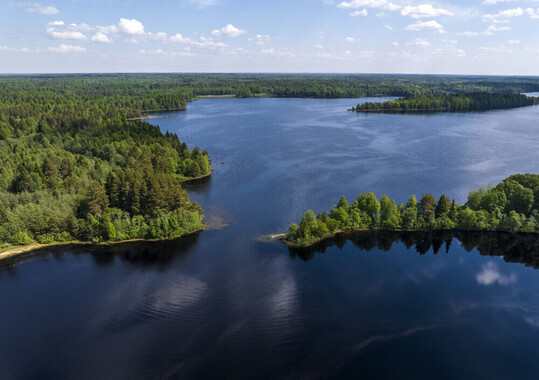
[127,114,182,121]
[179,169,214,183]
[0,228,205,262]
[279,227,538,249]
[351,105,538,113]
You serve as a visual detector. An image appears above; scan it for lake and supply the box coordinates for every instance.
[1,97,539,379]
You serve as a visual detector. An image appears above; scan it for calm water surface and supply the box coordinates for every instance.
[1,98,539,379]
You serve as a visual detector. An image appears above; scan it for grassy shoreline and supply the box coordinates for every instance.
[0,227,205,262]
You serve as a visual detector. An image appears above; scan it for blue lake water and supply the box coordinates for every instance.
[1,97,539,379]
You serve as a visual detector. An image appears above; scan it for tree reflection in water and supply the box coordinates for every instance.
[289,230,539,268]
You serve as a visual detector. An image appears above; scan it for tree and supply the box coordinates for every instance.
[0,200,6,223]
[337,195,349,212]
[87,181,109,216]
[288,223,299,238]
[456,207,478,230]
[498,210,521,232]
[299,210,318,239]
[330,207,349,228]
[448,200,458,221]
[355,192,380,223]
[435,193,451,218]
[380,195,400,229]
[419,193,436,223]
[402,195,419,229]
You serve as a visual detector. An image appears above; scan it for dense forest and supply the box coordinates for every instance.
[351,93,539,113]
[283,174,539,247]
[0,76,212,249]
[2,74,539,102]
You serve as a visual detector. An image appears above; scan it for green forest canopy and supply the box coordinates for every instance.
[351,93,539,113]
[284,174,539,247]
[0,76,212,248]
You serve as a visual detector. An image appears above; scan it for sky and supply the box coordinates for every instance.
[0,0,538,74]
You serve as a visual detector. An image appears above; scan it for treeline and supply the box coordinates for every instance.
[3,74,539,104]
[351,93,539,113]
[0,77,211,249]
[283,174,539,247]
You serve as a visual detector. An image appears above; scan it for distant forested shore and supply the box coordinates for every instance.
[282,174,539,248]
[350,93,539,113]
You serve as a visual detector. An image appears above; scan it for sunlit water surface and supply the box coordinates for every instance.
[1,97,539,379]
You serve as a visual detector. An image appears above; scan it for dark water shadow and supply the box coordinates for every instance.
[181,173,212,195]
[289,230,539,268]
[0,231,201,270]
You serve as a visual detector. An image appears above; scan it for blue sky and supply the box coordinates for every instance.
[1,0,538,74]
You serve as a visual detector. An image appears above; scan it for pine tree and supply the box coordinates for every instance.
[87,181,109,216]
[435,193,451,218]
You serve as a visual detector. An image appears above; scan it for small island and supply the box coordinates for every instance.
[350,93,539,113]
[282,174,539,248]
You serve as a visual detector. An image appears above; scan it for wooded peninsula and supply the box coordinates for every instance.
[350,93,539,113]
[282,174,539,248]
[0,75,212,251]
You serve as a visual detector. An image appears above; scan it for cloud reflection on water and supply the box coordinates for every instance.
[476,261,517,286]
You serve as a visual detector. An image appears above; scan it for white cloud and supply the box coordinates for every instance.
[11,2,59,15]
[507,39,520,44]
[170,34,229,49]
[188,0,217,7]
[96,25,119,35]
[406,37,431,46]
[482,0,539,4]
[211,24,246,37]
[476,262,517,286]
[337,0,400,11]
[458,24,511,36]
[404,20,445,33]
[482,7,524,21]
[91,32,112,43]
[170,33,192,43]
[48,20,64,26]
[261,48,295,57]
[147,32,167,41]
[401,4,454,18]
[350,9,368,16]
[314,44,324,49]
[385,24,393,30]
[434,46,466,57]
[248,34,271,45]
[392,41,399,46]
[138,48,166,55]
[48,44,86,53]
[119,18,145,35]
[526,8,539,18]
[345,36,355,42]
[478,45,513,54]
[46,27,87,40]
[0,45,35,53]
